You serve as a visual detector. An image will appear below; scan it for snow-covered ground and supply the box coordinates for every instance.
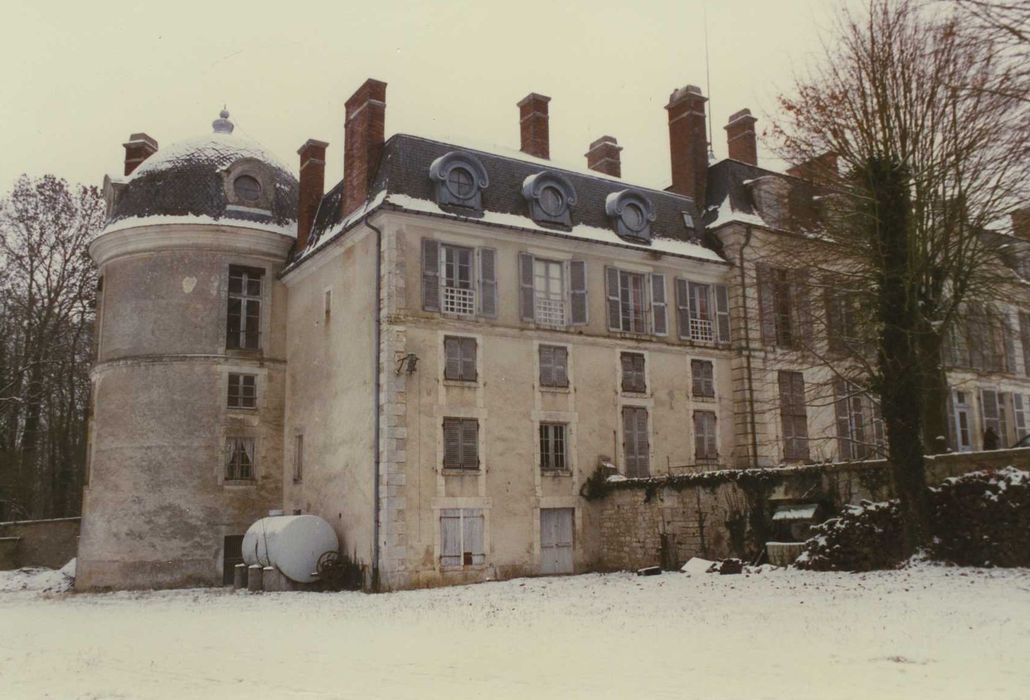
[1,565,1028,700]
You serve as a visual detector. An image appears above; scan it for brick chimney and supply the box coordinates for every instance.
[724,109,758,166]
[518,93,550,159]
[585,136,622,177]
[122,133,158,176]
[787,152,839,182]
[343,78,387,219]
[296,139,329,250]
[665,85,708,206]
[1012,208,1030,240]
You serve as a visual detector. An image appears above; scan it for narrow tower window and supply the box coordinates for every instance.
[227,266,263,350]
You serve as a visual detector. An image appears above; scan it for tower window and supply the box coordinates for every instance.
[227,373,257,409]
[225,437,256,481]
[233,175,262,202]
[227,266,263,350]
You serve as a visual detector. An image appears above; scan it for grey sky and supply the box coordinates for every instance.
[0,0,847,194]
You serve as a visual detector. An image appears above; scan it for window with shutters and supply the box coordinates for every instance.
[225,437,256,481]
[693,410,718,462]
[948,306,1015,373]
[691,359,715,398]
[980,388,1010,447]
[778,371,809,461]
[756,264,811,351]
[442,418,479,471]
[606,267,662,335]
[439,508,486,567]
[443,336,477,382]
[622,406,650,477]
[1013,393,1029,443]
[421,240,496,319]
[834,380,884,461]
[950,390,974,452]
[227,373,257,409]
[825,289,859,353]
[227,266,263,350]
[538,345,569,388]
[674,279,730,344]
[518,254,587,327]
[534,258,565,326]
[620,352,646,393]
[1021,312,1030,377]
[539,423,568,472]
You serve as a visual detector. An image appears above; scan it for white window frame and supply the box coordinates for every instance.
[224,437,256,482]
[533,258,567,327]
[441,244,476,317]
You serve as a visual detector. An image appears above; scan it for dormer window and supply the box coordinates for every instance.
[429,151,489,211]
[223,158,273,211]
[605,190,656,242]
[233,175,262,203]
[522,172,576,227]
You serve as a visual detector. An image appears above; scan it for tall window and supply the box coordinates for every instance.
[539,423,568,472]
[757,264,810,350]
[442,245,475,316]
[440,509,485,567]
[622,406,650,477]
[950,390,973,452]
[443,336,477,382]
[675,280,731,344]
[227,266,263,350]
[293,434,304,483]
[1021,312,1030,377]
[980,388,1009,447]
[606,269,647,333]
[539,345,569,388]
[693,411,718,462]
[519,255,588,326]
[227,374,256,409]
[620,352,646,393]
[443,418,479,470]
[834,380,883,461]
[225,437,255,481]
[535,258,565,325]
[422,240,496,318]
[691,359,715,398]
[778,371,809,461]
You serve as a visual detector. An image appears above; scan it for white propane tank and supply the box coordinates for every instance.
[241,514,338,584]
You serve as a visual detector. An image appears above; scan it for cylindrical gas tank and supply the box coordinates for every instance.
[241,515,338,584]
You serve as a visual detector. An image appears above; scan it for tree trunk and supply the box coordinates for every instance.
[919,328,950,455]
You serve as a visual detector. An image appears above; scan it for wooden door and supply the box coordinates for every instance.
[540,508,574,575]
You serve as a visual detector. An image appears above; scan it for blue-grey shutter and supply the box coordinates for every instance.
[444,337,461,380]
[570,260,588,325]
[478,248,497,318]
[443,419,460,469]
[422,239,440,311]
[756,264,776,345]
[554,347,568,387]
[651,274,667,336]
[461,419,479,469]
[675,279,690,339]
[539,345,554,386]
[1003,315,1017,374]
[519,253,535,322]
[461,338,477,381]
[715,284,731,343]
[605,267,621,331]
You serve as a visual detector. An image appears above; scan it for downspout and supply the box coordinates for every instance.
[739,225,759,467]
[366,211,384,591]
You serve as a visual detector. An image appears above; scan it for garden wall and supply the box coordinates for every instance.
[0,517,80,570]
[596,448,1030,571]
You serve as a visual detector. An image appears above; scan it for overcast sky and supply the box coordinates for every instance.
[0,0,854,194]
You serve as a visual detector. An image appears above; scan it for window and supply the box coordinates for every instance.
[945,305,1015,373]
[826,289,859,352]
[539,345,569,388]
[440,508,485,567]
[1014,394,1029,443]
[539,423,568,472]
[605,190,655,242]
[980,388,1009,447]
[444,336,477,382]
[675,280,731,344]
[522,172,577,227]
[620,352,646,393]
[233,175,262,202]
[693,411,718,462]
[622,406,650,477]
[834,380,884,460]
[691,359,714,398]
[606,268,664,335]
[443,418,479,470]
[519,255,587,326]
[950,390,973,452]
[429,151,488,211]
[293,434,303,483]
[757,264,811,350]
[421,240,496,318]
[778,371,809,461]
[227,373,256,409]
[227,266,263,350]
[225,437,255,481]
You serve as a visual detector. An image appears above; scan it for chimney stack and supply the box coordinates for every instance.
[343,78,387,219]
[518,93,551,159]
[665,85,708,206]
[296,139,329,250]
[724,109,758,166]
[787,152,839,182]
[122,133,158,176]
[585,136,622,177]
[1012,208,1030,240]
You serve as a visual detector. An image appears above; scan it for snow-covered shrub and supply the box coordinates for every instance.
[929,467,1030,567]
[794,501,904,571]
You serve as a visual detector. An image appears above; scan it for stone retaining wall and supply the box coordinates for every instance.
[0,517,80,570]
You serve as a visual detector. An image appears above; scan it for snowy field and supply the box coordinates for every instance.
[1,565,1029,700]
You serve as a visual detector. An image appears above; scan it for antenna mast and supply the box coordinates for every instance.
[704,2,715,161]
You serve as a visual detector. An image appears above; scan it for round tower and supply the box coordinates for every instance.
[77,112,298,590]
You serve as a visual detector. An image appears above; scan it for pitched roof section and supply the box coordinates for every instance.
[302,134,713,261]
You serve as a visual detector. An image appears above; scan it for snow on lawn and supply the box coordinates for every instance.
[1,565,1029,700]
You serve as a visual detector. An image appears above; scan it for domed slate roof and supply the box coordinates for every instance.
[109,111,299,233]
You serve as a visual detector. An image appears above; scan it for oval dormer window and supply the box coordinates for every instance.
[605,190,656,243]
[446,167,476,200]
[522,172,577,227]
[429,151,489,212]
[539,186,565,217]
[234,175,262,203]
[622,202,645,232]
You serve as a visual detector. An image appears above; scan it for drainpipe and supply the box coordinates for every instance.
[739,225,759,467]
[366,211,384,591]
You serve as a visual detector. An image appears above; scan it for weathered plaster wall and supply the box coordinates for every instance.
[0,517,80,569]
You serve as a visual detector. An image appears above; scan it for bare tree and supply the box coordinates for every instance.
[769,0,1029,553]
[0,175,103,519]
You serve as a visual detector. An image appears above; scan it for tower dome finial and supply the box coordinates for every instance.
[212,107,234,134]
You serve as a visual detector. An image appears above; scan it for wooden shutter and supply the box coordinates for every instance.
[714,284,731,343]
[622,407,648,477]
[460,419,479,469]
[443,418,461,469]
[779,371,809,460]
[444,337,461,380]
[1003,315,1017,374]
[440,509,462,566]
[756,263,776,345]
[422,239,440,311]
[796,271,814,350]
[463,510,485,565]
[1020,313,1030,377]
[693,412,705,460]
[834,379,853,461]
[570,260,588,325]
[825,288,843,353]
[554,347,568,387]
[460,338,477,381]
[694,411,717,460]
[981,389,999,434]
[1014,394,1027,438]
[478,248,497,318]
[651,274,667,336]
[539,345,555,386]
[519,253,535,321]
[675,279,690,339]
[635,408,650,476]
[605,267,621,330]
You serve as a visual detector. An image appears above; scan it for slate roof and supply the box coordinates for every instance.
[109,132,299,230]
[304,134,710,258]
[704,158,821,232]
